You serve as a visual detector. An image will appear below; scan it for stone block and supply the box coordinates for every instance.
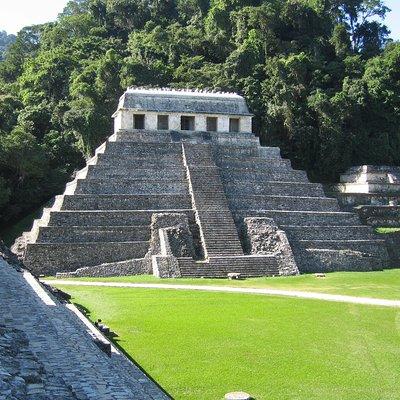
[356,205,400,227]
[383,232,400,267]
[56,258,150,278]
[24,241,149,275]
[152,255,181,278]
[148,213,195,258]
[243,217,299,276]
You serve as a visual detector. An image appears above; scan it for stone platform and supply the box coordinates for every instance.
[328,165,400,207]
[18,130,389,277]
[326,165,400,227]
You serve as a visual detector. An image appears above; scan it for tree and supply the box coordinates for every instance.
[0,31,16,61]
[0,127,48,184]
[329,0,390,55]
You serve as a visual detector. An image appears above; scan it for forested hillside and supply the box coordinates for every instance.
[0,0,399,230]
[0,31,16,61]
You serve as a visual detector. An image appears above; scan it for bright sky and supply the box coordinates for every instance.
[0,0,399,40]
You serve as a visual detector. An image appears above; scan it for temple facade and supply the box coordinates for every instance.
[112,88,253,133]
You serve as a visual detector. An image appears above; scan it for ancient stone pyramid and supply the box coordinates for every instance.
[20,89,389,278]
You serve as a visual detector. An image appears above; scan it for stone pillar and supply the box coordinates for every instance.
[152,255,181,278]
[218,116,230,132]
[169,113,181,130]
[145,113,158,130]
[113,111,122,133]
[195,115,207,131]
[240,116,252,133]
[121,110,134,130]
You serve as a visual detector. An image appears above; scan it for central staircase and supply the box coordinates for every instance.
[179,142,279,277]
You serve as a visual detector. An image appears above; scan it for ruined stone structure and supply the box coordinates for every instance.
[328,165,400,227]
[19,88,389,277]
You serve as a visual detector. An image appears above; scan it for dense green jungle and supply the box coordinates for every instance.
[0,0,399,233]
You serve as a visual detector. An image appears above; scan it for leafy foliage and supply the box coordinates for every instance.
[0,0,398,230]
[0,31,16,61]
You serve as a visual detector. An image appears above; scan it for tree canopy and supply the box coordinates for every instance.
[0,0,399,229]
[0,31,16,61]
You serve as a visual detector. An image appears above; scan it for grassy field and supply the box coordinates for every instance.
[52,269,400,300]
[56,285,400,400]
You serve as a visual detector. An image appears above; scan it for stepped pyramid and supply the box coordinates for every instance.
[20,88,389,277]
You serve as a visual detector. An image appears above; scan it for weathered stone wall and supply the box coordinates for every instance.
[384,232,400,267]
[147,213,195,258]
[148,213,195,278]
[243,218,299,276]
[56,258,149,278]
[24,241,149,276]
[356,205,400,227]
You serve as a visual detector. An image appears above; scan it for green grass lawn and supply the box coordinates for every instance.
[57,285,400,400]
[51,269,400,300]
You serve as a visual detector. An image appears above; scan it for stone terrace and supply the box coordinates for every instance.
[20,127,389,277]
[0,258,169,400]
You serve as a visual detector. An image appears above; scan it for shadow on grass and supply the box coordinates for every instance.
[74,302,175,399]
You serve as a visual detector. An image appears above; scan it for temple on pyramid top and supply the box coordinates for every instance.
[112,87,253,133]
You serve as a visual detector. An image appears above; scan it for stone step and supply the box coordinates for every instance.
[295,248,385,273]
[97,153,183,168]
[24,241,150,275]
[178,255,279,277]
[218,160,306,177]
[228,195,340,212]
[292,238,387,254]
[61,194,192,211]
[217,156,292,169]
[211,135,260,147]
[105,141,182,156]
[75,179,189,195]
[213,146,260,158]
[356,205,400,227]
[114,130,172,143]
[234,210,360,226]
[36,226,150,243]
[48,210,195,227]
[221,169,308,183]
[282,225,378,241]
[216,146,281,158]
[86,165,187,180]
[224,181,325,198]
[183,143,244,258]
[193,198,230,207]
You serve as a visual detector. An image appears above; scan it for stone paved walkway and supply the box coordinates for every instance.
[45,280,400,308]
[0,260,170,400]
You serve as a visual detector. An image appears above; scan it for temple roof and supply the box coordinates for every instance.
[116,88,253,116]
